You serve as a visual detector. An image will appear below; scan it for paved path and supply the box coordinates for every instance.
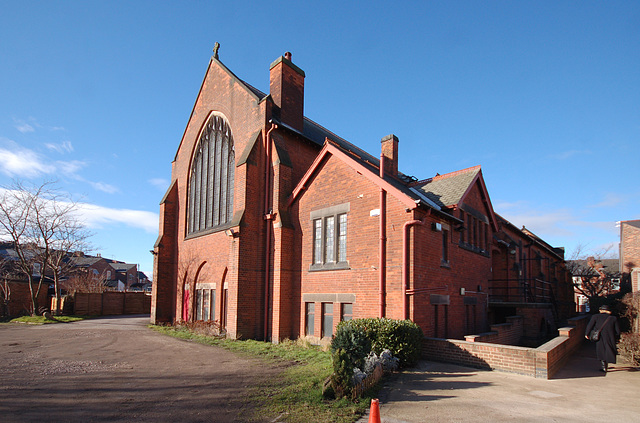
[0,316,277,423]
[362,342,640,422]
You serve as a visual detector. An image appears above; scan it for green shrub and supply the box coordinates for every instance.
[335,318,423,368]
[618,332,640,366]
[330,323,371,370]
[330,348,354,398]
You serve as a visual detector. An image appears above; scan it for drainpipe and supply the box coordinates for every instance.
[379,156,387,318]
[402,219,423,319]
[263,123,277,340]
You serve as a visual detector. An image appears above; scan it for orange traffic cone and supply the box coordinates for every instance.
[368,398,381,423]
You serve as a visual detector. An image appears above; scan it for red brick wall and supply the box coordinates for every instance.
[465,315,524,345]
[423,315,589,379]
[295,154,392,338]
[4,279,50,316]
[155,58,269,338]
[621,221,640,291]
[73,292,151,316]
[293,153,492,341]
[152,182,178,324]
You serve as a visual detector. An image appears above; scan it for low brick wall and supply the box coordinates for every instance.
[465,315,524,345]
[73,292,151,316]
[423,315,590,379]
[3,279,50,317]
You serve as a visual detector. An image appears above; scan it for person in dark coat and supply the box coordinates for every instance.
[585,305,620,373]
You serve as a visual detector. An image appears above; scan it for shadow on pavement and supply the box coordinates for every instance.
[551,339,639,380]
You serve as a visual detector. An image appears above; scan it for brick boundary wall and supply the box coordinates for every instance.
[423,315,590,379]
[72,292,151,316]
[465,315,524,345]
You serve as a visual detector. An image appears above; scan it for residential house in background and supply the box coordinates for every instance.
[0,244,140,316]
[0,241,50,316]
[152,51,574,344]
[567,257,620,312]
[620,219,640,292]
[69,253,139,292]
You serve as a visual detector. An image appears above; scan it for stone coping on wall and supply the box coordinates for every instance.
[423,315,590,379]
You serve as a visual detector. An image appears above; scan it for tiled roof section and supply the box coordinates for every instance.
[302,117,417,184]
[313,139,448,215]
[411,166,481,208]
[303,118,379,165]
[241,81,267,100]
[110,262,136,271]
[67,256,103,267]
[622,219,640,229]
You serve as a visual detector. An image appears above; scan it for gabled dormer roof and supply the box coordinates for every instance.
[412,165,498,230]
[288,139,459,223]
[412,166,481,208]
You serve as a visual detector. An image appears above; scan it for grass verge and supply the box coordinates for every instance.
[150,325,380,423]
[7,315,89,324]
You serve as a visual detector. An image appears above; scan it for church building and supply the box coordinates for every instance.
[152,49,574,344]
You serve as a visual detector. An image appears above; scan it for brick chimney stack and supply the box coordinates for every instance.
[381,134,399,177]
[269,52,305,132]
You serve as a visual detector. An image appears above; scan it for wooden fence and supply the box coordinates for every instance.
[72,292,151,316]
[352,364,384,399]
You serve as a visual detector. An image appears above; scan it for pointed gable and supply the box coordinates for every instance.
[174,56,266,162]
[413,165,498,231]
[412,166,481,208]
[288,140,418,210]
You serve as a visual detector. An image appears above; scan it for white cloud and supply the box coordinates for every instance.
[148,178,170,191]
[0,145,55,177]
[13,117,38,133]
[548,149,592,160]
[500,207,576,238]
[0,186,158,237]
[55,160,86,176]
[0,139,87,179]
[15,123,35,133]
[76,203,159,234]
[589,192,625,208]
[89,181,119,194]
[46,141,74,154]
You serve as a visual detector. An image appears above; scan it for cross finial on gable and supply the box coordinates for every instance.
[213,42,220,59]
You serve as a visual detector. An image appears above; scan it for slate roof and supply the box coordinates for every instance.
[67,256,104,267]
[411,166,481,208]
[229,59,484,224]
[109,262,136,272]
[622,220,640,229]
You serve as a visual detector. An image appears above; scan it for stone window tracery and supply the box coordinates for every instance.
[188,115,235,234]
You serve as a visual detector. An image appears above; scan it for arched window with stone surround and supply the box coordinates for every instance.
[188,114,235,234]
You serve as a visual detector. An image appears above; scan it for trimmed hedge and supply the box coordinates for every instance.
[334,318,423,368]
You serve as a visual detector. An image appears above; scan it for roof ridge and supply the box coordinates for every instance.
[412,165,481,186]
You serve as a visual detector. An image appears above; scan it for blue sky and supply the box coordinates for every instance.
[1,1,638,276]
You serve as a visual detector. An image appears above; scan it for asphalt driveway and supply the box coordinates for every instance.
[0,315,277,423]
[360,341,640,423]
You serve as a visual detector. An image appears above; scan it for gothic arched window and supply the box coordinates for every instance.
[188,114,235,234]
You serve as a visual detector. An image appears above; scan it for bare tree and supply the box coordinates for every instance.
[0,182,43,314]
[32,193,91,314]
[63,270,107,295]
[0,255,13,318]
[0,181,91,315]
[566,244,620,308]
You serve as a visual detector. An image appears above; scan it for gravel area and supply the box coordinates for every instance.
[0,315,280,422]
